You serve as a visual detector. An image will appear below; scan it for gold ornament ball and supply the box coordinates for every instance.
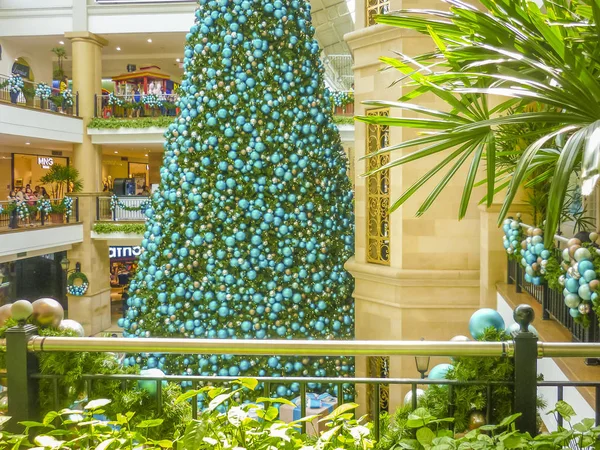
[468,411,486,430]
[0,304,12,327]
[532,228,543,236]
[31,298,64,328]
[11,300,33,322]
[568,238,582,247]
[590,280,600,292]
[590,232,599,243]
[569,245,581,258]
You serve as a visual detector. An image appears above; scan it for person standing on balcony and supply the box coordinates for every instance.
[59,76,68,113]
[7,190,18,229]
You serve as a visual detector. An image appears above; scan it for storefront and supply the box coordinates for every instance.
[109,245,141,289]
[12,153,69,191]
[0,251,67,309]
[102,157,149,194]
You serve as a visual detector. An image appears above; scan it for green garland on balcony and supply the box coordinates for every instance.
[88,115,354,130]
[93,223,146,235]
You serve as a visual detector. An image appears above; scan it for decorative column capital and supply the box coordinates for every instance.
[65,31,108,48]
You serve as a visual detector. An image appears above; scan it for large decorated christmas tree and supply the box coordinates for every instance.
[119,0,355,400]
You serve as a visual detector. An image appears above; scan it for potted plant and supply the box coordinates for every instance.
[7,75,24,104]
[38,164,83,223]
[51,46,67,81]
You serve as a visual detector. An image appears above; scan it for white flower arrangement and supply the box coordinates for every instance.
[7,75,24,94]
[142,94,162,108]
[35,83,52,100]
[62,89,74,107]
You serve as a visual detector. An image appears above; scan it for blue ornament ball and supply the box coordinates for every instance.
[428,363,453,380]
[468,308,505,339]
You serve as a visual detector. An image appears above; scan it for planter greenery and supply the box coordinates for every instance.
[38,164,83,210]
[51,46,67,81]
[358,0,600,247]
[93,223,146,235]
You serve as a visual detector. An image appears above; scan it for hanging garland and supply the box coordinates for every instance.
[16,201,31,221]
[62,89,74,107]
[142,94,162,108]
[67,272,89,296]
[35,83,52,100]
[330,91,354,108]
[110,195,151,213]
[63,197,74,217]
[7,75,24,94]
[519,227,551,286]
[502,215,524,260]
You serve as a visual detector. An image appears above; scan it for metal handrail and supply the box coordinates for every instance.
[26,336,510,357]
[518,221,599,252]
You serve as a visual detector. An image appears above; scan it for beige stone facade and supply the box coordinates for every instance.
[344,0,502,413]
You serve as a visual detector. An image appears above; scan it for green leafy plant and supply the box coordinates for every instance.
[51,46,67,81]
[357,0,600,247]
[39,164,83,201]
[93,223,146,234]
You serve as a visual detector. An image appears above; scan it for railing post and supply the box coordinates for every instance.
[541,284,550,320]
[76,197,80,222]
[76,92,80,117]
[96,197,100,221]
[515,263,522,293]
[507,256,512,285]
[513,304,538,436]
[94,93,97,118]
[6,324,39,432]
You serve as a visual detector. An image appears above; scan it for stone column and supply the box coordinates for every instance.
[65,31,107,193]
[63,33,112,336]
[148,151,163,187]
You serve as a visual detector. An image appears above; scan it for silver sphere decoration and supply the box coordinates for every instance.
[450,335,470,342]
[59,319,85,337]
[0,304,12,327]
[403,388,425,406]
[579,302,591,315]
[32,298,64,328]
[11,300,33,322]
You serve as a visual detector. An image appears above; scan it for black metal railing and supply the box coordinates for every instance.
[94,93,179,118]
[0,197,79,233]
[0,73,79,117]
[507,229,600,345]
[2,305,599,438]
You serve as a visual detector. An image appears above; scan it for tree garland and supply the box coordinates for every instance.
[108,92,124,106]
[16,201,31,221]
[502,215,524,261]
[35,83,52,100]
[62,196,73,217]
[67,272,89,296]
[7,75,24,94]
[329,90,354,108]
[519,227,551,286]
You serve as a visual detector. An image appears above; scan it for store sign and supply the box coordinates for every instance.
[38,157,54,169]
[110,246,142,260]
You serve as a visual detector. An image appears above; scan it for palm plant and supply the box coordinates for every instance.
[39,164,83,202]
[357,0,600,247]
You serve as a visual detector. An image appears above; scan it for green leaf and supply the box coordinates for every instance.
[320,402,358,422]
[237,377,259,390]
[84,399,111,410]
[181,420,208,450]
[136,418,164,428]
[18,420,46,428]
[497,413,522,428]
[256,396,296,407]
[156,439,174,448]
[175,389,202,404]
[208,391,235,412]
[554,401,576,423]
[416,427,436,446]
[43,411,59,427]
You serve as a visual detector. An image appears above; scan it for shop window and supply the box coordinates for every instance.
[367,356,389,419]
[366,108,390,265]
[366,0,390,26]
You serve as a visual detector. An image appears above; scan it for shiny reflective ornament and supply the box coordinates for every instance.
[450,335,470,342]
[59,319,85,337]
[11,300,33,322]
[403,388,425,406]
[468,411,486,430]
[468,308,505,339]
[428,363,453,380]
[31,298,64,328]
[0,304,12,327]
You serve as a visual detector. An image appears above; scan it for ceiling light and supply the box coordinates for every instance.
[25,142,30,145]
[114,151,118,154]
[59,40,64,45]
[176,58,181,62]
[116,47,121,51]
[144,154,148,157]
[147,38,153,43]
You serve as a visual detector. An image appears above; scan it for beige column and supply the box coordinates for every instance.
[148,151,163,186]
[64,32,111,336]
[65,31,107,193]
[479,203,532,309]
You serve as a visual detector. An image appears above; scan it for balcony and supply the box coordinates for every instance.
[0,197,82,261]
[0,74,82,143]
[91,196,146,245]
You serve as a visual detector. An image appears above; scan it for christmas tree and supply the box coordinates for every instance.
[119,0,355,401]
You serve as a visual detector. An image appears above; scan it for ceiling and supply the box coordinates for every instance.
[3,0,354,90]
[0,133,73,152]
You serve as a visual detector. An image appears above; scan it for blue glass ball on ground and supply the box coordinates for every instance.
[468,308,505,339]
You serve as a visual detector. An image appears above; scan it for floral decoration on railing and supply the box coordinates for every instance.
[108,92,124,106]
[62,89,74,107]
[330,90,354,108]
[36,199,52,215]
[109,195,151,213]
[62,196,73,217]
[142,94,162,108]
[558,235,599,322]
[520,227,551,286]
[7,75,24,94]
[502,215,523,259]
[35,83,52,100]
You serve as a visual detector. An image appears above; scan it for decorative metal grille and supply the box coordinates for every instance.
[367,356,390,418]
[366,108,390,265]
[366,0,390,26]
